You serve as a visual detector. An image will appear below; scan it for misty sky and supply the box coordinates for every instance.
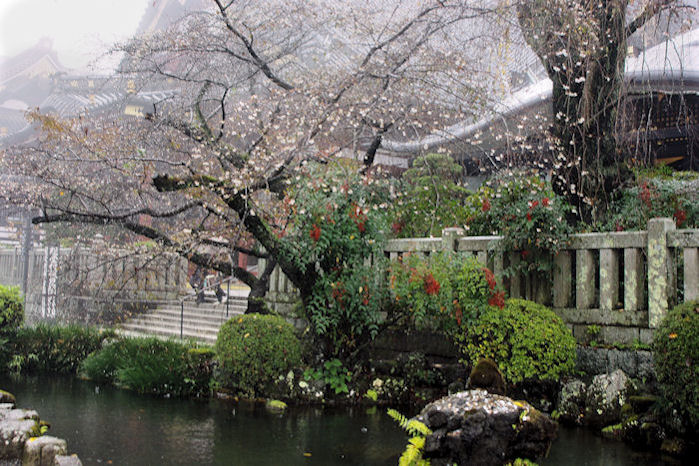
[0,0,149,72]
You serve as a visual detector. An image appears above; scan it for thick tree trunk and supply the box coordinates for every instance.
[245,258,277,314]
[518,0,633,223]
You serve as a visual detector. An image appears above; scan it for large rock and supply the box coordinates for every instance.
[418,389,557,466]
[557,379,586,425]
[0,390,16,405]
[584,369,630,428]
[0,403,81,465]
[0,405,40,459]
[54,454,83,466]
[23,436,67,466]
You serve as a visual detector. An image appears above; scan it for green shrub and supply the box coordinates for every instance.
[389,252,504,334]
[80,339,122,383]
[0,285,23,334]
[280,163,392,360]
[463,173,571,275]
[604,169,698,231]
[459,298,576,384]
[392,153,471,238]
[81,337,214,397]
[10,324,114,374]
[653,300,699,430]
[214,314,302,397]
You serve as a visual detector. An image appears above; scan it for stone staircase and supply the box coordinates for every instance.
[117,294,248,345]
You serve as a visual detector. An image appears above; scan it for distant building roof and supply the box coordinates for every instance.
[381,26,699,158]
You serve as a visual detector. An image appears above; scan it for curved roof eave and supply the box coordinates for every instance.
[383,27,699,155]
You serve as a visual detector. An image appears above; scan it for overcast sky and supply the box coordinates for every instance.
[0,0,148,72]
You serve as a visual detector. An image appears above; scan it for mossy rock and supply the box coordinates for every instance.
[467,358,506,395]
[0,389,16,405]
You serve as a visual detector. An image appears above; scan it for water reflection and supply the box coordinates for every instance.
[0,375,685,465]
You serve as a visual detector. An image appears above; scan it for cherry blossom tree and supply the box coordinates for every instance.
[1,0,513,313]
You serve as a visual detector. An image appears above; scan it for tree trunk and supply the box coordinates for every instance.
[518,0,632,223]
[245,258,277,314]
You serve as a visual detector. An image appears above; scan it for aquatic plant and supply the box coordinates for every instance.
[81,337,214,397]
[387,408,432,466]
[8,324,114,374]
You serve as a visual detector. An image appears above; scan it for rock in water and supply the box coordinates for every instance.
[418,389,557,466]
[467,358,507,396]
[584,369,630,429]
[557,379,586,425]
[0,390,16,405]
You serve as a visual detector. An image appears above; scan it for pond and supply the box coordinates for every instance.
[0,375,682,465]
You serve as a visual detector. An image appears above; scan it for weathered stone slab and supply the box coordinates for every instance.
[599,249,619,310]
[54,454,83,466]
[684,248,698,301]
[23,436,67,466]
[554,308,647,326]
[576,250,596,309]
[568,231,646,249]
[648,218,675,328]
[442,227,464,252]
[385,237,443,252]
[0,407,40,460]
[666,229,699,248]
[624,248,644,311]
[456,235,502,251]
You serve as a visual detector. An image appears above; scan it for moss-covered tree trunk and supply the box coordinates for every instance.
[517,0,644,223]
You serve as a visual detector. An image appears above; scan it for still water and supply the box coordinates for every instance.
[0,375,682,465]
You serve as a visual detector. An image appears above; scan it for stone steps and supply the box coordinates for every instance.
[117,295,248,344]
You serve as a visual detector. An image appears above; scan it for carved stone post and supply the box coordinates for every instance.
[647,218,675,328]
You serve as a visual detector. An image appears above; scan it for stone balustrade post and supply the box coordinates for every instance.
[647,218,675,328]
[441,227,464,252]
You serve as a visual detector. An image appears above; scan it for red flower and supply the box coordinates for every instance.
[542,197,550,207]
[615,222,624,232]
[423,273,440,295]
[357,221,366,233]
[310,224,321,242]
[526,212,532,221]
[483,268,496,291]
[674,209,687,227]
[639,182,652,208]
[488,291,505,309]
[454,307,463,326]
[521,249,530,259]
[530,200,539,209]
[481,199,491,212]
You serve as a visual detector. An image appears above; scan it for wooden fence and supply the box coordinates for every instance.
[265,218,699,345]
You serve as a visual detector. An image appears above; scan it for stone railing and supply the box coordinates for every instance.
[0,246,188,324]
[266,218,698,345]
